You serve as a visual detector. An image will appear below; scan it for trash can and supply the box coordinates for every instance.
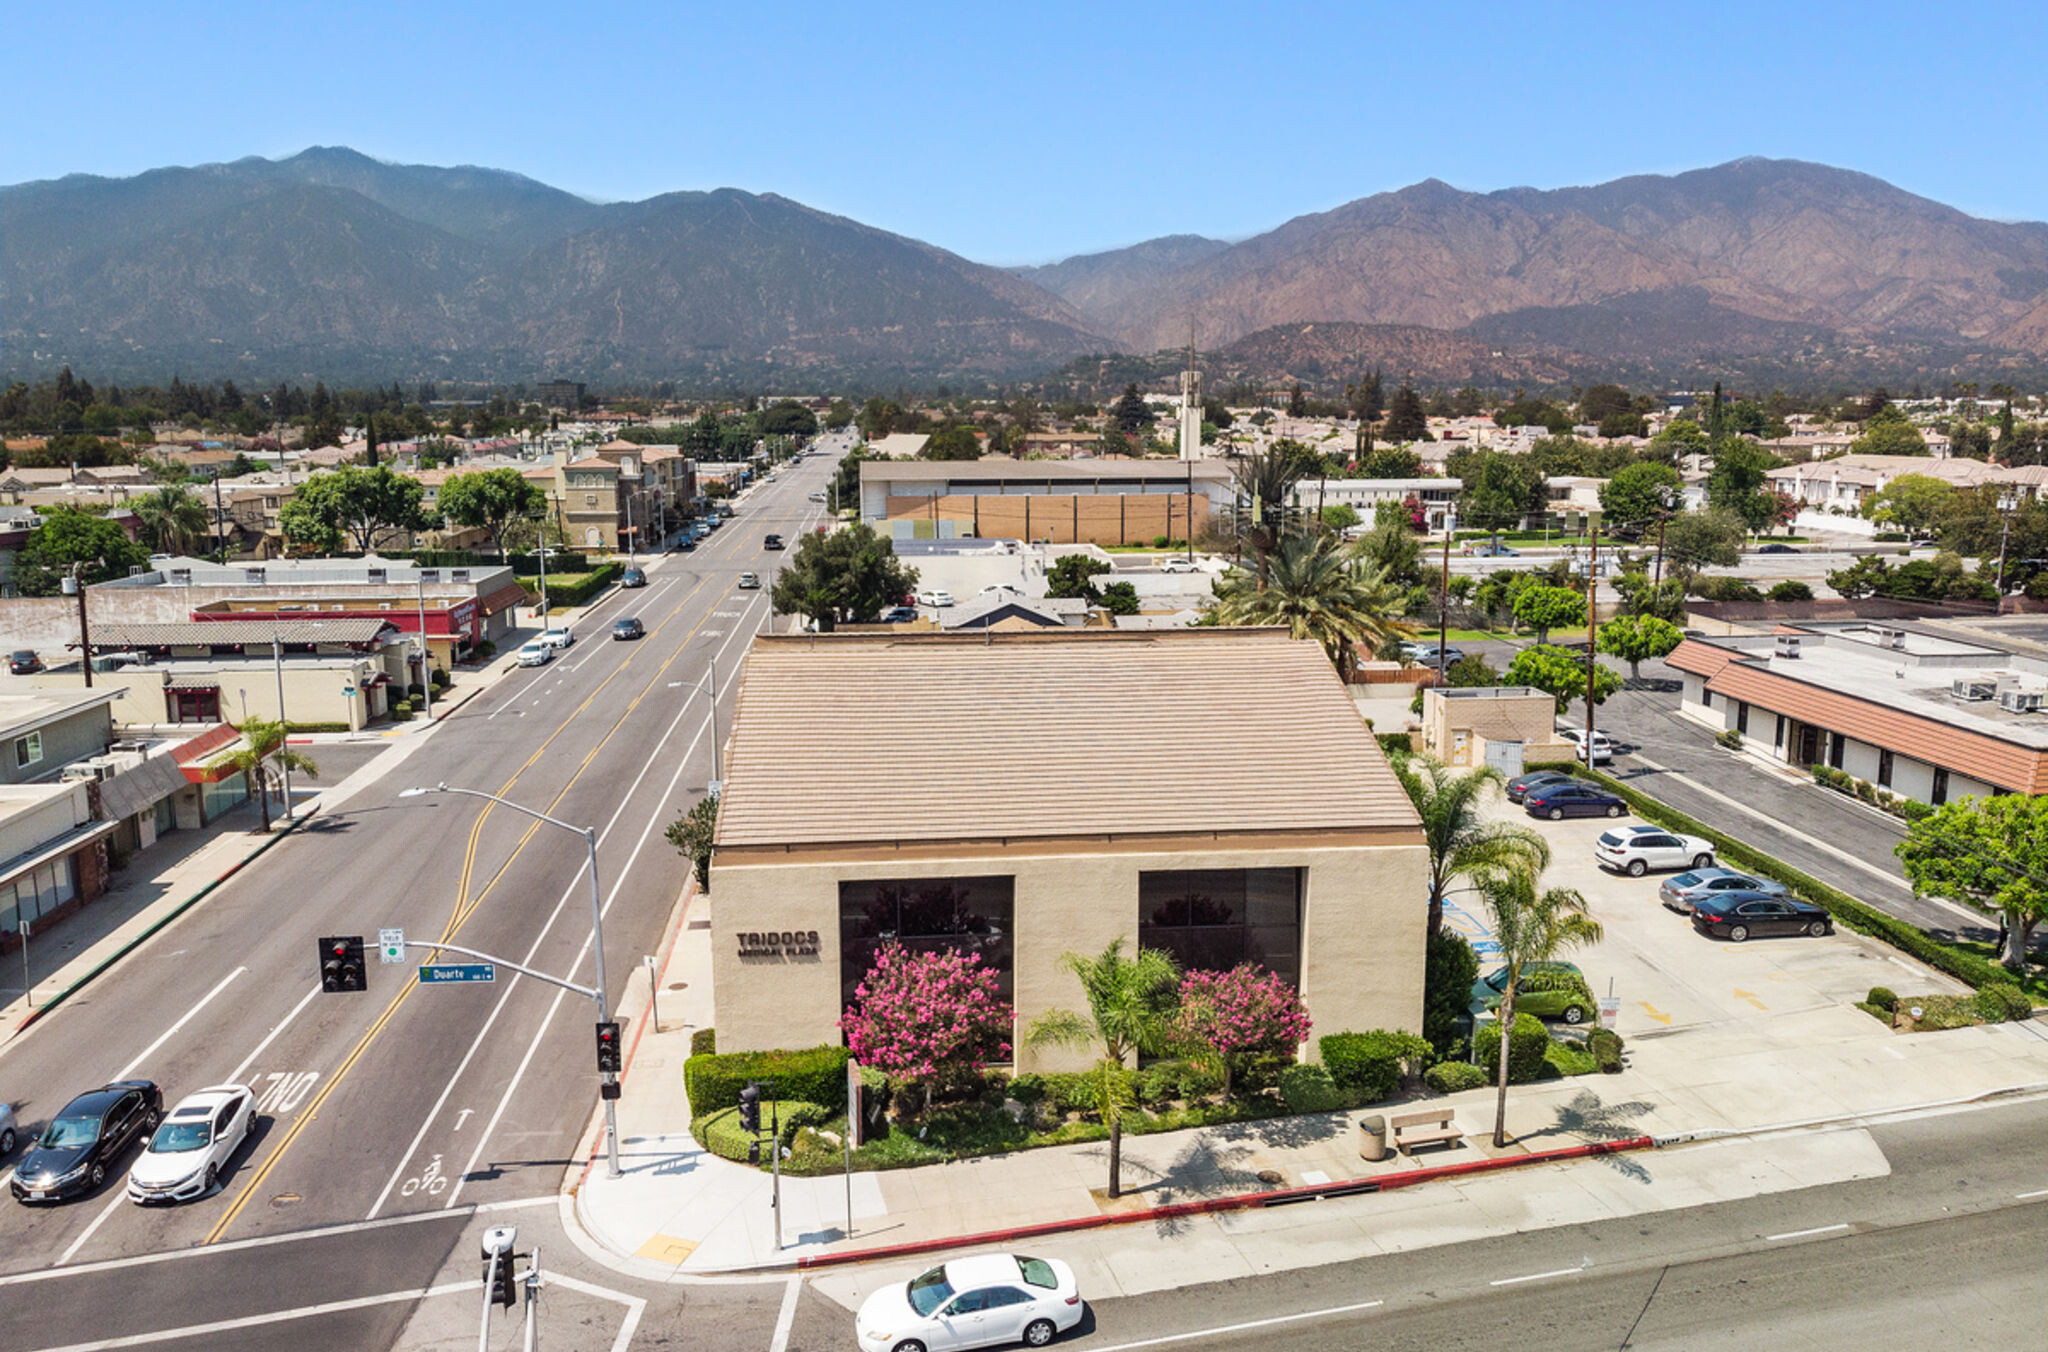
[1358,1114,1387,1162]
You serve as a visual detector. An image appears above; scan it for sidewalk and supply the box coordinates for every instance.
[568,883,2048,1282]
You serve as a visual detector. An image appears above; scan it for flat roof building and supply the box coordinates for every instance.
[709,628,1428,1069]
[858,458,1232,547]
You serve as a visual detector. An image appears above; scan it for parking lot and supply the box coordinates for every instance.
[1469,789,1971,1044]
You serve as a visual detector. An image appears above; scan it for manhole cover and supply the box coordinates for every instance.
[272,1193,302,1208]
[667,982,688,991]
[1255,1170,1284,1187]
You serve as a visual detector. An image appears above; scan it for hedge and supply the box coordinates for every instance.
[1320,1030,1432,1102]
[1278,1064,1345,1113]
[1423,1061,1490,1093]
[530,563,621,610]
[690,1027,716,1057]
[684,1044,850,1120]
[694,1099,832,1163]
[1473,1012,1549,1084]
[1528,762,2019,992]
[509,550,593,577]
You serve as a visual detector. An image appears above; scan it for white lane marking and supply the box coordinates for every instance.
[768,1274,801,1352]
[1086,1299,1386,1352]
[547,1272,648,1352]
[1766,1223,1850,1241]
[368,591,765,1219]
[226,984,320,1085]
[2017,1188,2048,1199]
[19,1280,481,1351]
[114,966,245,1080]
[56,1195,128,1268]
[1489,1267,1584,1286]
[7,1196,555,1285]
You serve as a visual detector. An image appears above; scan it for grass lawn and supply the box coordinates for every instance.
[1430,627,1588,645]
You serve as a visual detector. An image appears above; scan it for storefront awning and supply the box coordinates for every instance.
[0,820,119,891]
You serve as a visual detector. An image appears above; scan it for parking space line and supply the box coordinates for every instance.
[1084,1299,1386,1352]
[1766,1223,1848,1241]
[2014,1188,2048,1200]
[1489,1266,1583,1286]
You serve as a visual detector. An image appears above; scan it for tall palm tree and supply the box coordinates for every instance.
[1478,869,1602,1147]
[1394,757,1552,937]
[133,484,209,556]
[1213,531,1413,680]
[1024,939,1181,1199]
[214,718,319,833]
[1226,445,1313,582]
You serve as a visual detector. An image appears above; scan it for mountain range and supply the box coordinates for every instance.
[7,149,2048,391]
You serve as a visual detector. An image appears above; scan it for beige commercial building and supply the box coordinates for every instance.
[1419,686,1578,775]
[709,628,1429,1071]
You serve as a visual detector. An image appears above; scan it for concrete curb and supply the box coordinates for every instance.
[12,806,320,1035]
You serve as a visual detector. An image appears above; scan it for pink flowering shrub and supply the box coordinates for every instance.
[1176,964,1311,1095]
[841,942,1013,1111]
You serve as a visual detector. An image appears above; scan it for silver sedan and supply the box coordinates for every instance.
[1660,867,1792,914]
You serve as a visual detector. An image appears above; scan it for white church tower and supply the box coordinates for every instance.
[1176,338,1202,461]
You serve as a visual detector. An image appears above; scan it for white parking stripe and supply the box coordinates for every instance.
[1085,1299,1385,1352]
[18,1280,480,1351]
[1489,1266,1584,1286]
[1766,1223,1849,1241]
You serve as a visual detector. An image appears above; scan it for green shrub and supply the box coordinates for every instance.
[690,1027,716,1057]
[1376,731,1415,756]
[1136,1059,1219,1106]
[1974,984,2032,1023]
[1423,1060,1490,1093]
[1279,1064,1345,1113]
[1866,987,1897,1013]
[431,668,451,688]
[1423,931,1481,1055]
[407,682,427,701]
[694,1099,828,1163]
[684,1044,851,1119]
[473,639,498,661]
[389,701,414,722]
[1587,1027,1625,1074]
[1320,1030,1432,1102]
[1473,1012,1549,1085]
[1007,1072,1047,1104]
[283,722,352,734]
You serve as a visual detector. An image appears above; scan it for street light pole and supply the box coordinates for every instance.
[273,633,292,821]
[397,783,621,1179]
[417,577,433,721]
[668,655,722,786]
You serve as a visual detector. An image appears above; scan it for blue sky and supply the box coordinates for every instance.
[11,1,2043,265]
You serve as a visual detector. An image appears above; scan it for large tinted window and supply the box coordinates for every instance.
[839,877,1014,1011]
[1139,869,1301,986]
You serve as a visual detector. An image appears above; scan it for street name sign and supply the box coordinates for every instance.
[419,962,496,985]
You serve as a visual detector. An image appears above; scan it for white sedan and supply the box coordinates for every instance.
[1158,557,1202,574]
[1594,825,1716,878]
[540,626,575,649]
[127,1084,254,1204]
[515,640,554,667]
[858,1254,1082,1352]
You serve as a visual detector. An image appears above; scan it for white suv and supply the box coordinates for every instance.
[1558,728,1615,764]
[1594,825,1715,877]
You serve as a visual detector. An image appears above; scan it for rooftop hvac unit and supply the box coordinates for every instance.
[60,762,107,783]
[1997,688,2044,713]
[366,568,387,584]
[1954,677,1997,702]
[419,569,440,583]
[168,569,191,585]
[1775,635,1802,659]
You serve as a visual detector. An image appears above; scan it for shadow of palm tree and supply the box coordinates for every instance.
[1522,1088,1657,1182]
[1204,1109,1348,1153]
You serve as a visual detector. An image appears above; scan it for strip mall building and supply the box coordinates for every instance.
[708,628,1428,1071]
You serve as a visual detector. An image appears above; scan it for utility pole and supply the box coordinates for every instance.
[1438,515,1452,685]
[214,473,227,564]
[1995,494,2016,594]
[272,633,292,820]
[64,564,93,688]
[1584,517,1601,758]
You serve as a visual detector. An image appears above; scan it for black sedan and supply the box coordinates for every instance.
[611,617,645,641]
[620,567,647,588]
[1691,892,1833,942]
[10,1080,162,1203]
[1523,783,1627,820]
[1506,770,1576,804]
[8,650,42,675]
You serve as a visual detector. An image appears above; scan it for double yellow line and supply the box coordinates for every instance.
[203,560,740,1244]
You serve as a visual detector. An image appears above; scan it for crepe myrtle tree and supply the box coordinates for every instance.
[1174,963,1311,1098]
[840,942,1013,1115]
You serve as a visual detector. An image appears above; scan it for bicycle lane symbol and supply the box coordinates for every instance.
[400,1154,449,1199]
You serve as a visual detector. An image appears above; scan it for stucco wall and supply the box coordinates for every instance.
[709,837,1430,1072]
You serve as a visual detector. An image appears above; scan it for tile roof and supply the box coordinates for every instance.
[92,619,401,647]
[715,629,1419,848]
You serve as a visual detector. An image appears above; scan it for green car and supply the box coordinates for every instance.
[1470,961,1594,1025]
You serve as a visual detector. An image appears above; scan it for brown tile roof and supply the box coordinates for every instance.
[1665,638,1740,682]
[94,619,401,647]
[715,629,1420,848]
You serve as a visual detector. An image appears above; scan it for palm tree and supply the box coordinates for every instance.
[1226,445,1313,583]
[1023,939,1181,1199]
[133,484,209,556]
[1213,531,1413,681]
[1394,756,1552,937]
[1478,868,1603,1147]
[214,718,319,833]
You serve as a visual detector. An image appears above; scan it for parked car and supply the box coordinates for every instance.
[1755,543,1800,554]
[1470,961,1594,1025]
[541,627,574,649]
[611,618,645,641]
[1524,783,1627,820]
[1557,728,1615,764]
[127,1084,254,1204]
[1691,892,1834,942]
[1159,557,1201,574]
[1594,825,1716,877]
[515,640,554,667]
[10,1081,162,1203]
[1659,868,1791,914]
[0,1099,17,1155]
[1409,644,1466,667]
[620,567,647,588]
[879,605,918,623]
[763,533,785,550]
[8,650,42,676]
[738,571,760,589]
[917,590,956,608]
[1476,541,1520,557]
[1506,770,1576,804]
[857,1253,1082,1352]
[674,536,698,552]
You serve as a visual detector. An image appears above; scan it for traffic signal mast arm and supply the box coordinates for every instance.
[397,938,598,1002]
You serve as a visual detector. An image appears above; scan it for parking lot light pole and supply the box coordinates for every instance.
[397,783,622,1179]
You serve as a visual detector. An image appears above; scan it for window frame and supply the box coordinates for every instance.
[15,731,42,768]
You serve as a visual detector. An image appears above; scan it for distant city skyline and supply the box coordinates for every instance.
[8,0,2044,265]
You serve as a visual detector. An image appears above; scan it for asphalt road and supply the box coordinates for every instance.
[0,446,844,1349]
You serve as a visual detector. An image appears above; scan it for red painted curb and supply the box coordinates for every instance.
[787,1134,1657,1272]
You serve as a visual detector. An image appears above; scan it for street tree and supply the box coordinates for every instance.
[1898,793,2048,972]
[1211,532,1412,681]
[1598,462,1683,536]
[1505,644,1623,715]
[437,467,548,559]
[664,791,718,892]
[768,522,918,629]
[13,507,152,595]
[758,400,819,438]
[1705,440,1783,533]
[1457,451,1546,540]
[1660,508,1745,581]
[1024,939,1182,1198]
[1512,585,1587,644]
[1863,474,1955,539]
[1478,868,1601,1146]
[1393,756,1552,937]
[278,465,429,554]
[212,718,319,834]
[1611,570,1688,622]
[1175,964,1310,1099]
[1596,614,1685,680]
[841,942,1013,1115]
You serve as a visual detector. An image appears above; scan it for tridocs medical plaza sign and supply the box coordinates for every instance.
[736,929,821,959]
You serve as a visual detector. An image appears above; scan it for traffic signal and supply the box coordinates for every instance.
[738,1082,761,1135]
[319,936,366,993]
[595,1020,622,1074]
[485,1251,518,1307]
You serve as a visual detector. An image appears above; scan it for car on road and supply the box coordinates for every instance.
[808,490,827,502]
[11,1080,162,1203]
[1475,541,1521,557]
[1755,543,1800,554]
[738,571,760,589]
[541,627,574,649]
[763,533,785,550]
[1506,770,1576,804]
[1691,892,1834,942]
[1594,825,1716,877]
[1524,783,1627,820]
[515,639,554,667]
[1159,557,1202,574]
[8,650,42,675]
[127,1084,254,1205]
[880,605,918,623]
[620,567,647,588]
[1471,961,1594,1025]
[1558,728,1616,764]
[0,1099,17,1155]
[917,590,956,608]
[857,1253,1082,1352]
[1407,643,1466,667]
[611,617,645,641]
[1659,868,1791,914]
[674,536,698,552]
